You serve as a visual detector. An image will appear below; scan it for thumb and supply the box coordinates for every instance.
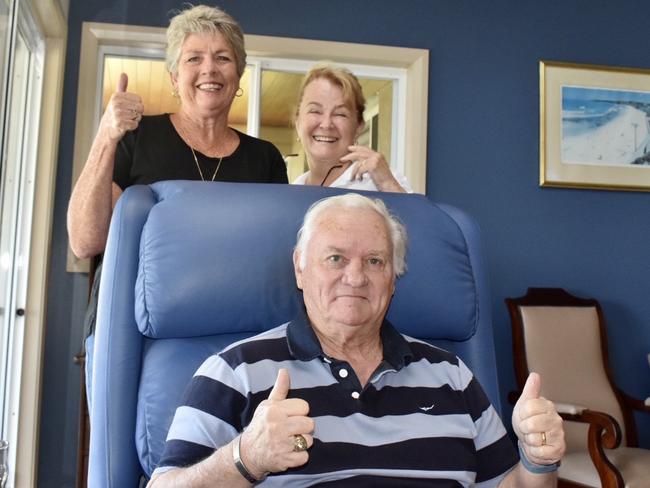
[117,72,128,93]
[520,372,541,401]
[267,368,290,401]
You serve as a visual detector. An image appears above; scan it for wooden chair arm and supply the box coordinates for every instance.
[509,394,623,487]
[559,407,624,488]
[554,402,588,415]
[617,389,650,414]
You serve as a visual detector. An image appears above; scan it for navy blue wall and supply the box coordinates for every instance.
[40,0,650,485]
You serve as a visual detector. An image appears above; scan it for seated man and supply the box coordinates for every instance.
[149,193,565,487]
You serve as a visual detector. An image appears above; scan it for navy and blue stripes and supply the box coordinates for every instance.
[154,314,518,486]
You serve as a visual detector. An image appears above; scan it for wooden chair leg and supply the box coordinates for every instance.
[74,353,90,488]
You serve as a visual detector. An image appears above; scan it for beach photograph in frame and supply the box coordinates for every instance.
[540,60,650,191]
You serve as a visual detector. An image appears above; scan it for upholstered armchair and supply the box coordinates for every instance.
[89,181,501,486]
[506,287,650,487]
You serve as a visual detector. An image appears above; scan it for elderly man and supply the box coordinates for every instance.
[149,193,565,487]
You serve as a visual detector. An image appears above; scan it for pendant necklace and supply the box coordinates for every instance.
[319,164,343,186]
[191,146,223,182]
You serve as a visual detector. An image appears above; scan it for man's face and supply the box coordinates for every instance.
[294,206,395,332]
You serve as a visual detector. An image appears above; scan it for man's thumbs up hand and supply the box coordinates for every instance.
[520,371,541,401]
[268,368,291,401]
[512,372,565,466]
[239,369,315,479]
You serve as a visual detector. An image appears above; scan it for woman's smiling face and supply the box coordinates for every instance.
[171,31,240,117]
[296,77,364,166]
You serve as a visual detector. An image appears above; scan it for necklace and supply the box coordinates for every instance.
[190,146,223,182]
[319,164,343,186]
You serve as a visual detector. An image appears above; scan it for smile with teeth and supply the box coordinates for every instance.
[313,135,338,143]
[197,82,223,91]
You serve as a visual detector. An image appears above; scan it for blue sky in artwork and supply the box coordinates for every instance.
[563,85,650,104]
[561,84,650,166]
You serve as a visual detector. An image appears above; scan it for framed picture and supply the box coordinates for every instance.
[540,60,650,191]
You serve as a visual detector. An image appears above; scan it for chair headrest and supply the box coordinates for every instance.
[135,181,480,341]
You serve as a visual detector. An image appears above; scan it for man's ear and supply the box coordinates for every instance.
[293,249,304,290]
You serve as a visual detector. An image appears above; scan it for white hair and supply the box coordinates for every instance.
[166,4,247,77]
[295,193,407,277]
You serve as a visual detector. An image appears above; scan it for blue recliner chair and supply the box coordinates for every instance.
[89,181,500,487]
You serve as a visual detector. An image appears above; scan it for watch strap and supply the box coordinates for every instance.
[518,441,560,474]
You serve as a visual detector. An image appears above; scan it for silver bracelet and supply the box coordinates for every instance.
[518,441,560,474]
[233,434,263,483]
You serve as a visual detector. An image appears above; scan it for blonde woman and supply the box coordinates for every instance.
[292,65,410,192]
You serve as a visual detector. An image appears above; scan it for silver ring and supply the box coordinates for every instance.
[293,434,308,452]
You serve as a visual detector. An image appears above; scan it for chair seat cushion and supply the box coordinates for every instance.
[559,447,650,487]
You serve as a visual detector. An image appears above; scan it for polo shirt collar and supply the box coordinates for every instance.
[286,306,413,371]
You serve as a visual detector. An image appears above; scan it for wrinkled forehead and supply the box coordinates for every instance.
[303,77,351,108]
[181,29,231,51]
[310,206,392,253]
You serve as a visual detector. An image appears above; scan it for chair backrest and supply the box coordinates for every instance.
[506,288,627,452]
[89,181,499,487]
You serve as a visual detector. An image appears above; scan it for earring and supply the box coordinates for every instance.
[171,87,179,98]
[236,87,244,97]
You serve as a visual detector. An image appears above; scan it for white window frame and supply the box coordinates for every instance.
[244,57,407,176]
[0,0,60,486]
[69,22,429,272]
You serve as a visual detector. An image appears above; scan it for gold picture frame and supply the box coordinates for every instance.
[540,60,650,191]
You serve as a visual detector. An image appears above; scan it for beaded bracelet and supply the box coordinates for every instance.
[518,441,560,474]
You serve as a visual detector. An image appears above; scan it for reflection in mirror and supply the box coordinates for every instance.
[259,70,304,181]
[102,57,395,185]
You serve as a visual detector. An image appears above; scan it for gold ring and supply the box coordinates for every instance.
[541,431,547,446]
[293,434,308,452]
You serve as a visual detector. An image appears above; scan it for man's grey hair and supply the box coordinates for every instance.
[166,4,247,77]
[295,193,408,277]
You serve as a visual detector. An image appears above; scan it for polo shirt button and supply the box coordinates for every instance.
[351,391,360,399]
[338,368,349,378]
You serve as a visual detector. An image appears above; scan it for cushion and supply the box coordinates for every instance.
[135,181,480,342]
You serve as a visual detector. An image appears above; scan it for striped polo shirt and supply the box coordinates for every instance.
[154,310,518,486]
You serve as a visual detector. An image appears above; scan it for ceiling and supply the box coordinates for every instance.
[102,56,391,128]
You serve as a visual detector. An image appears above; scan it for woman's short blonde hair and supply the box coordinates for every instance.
[166,4,246,77]
[295,64,366,125]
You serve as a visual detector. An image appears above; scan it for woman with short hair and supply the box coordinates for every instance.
[68,5,288,406]
[68,4,288,260]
